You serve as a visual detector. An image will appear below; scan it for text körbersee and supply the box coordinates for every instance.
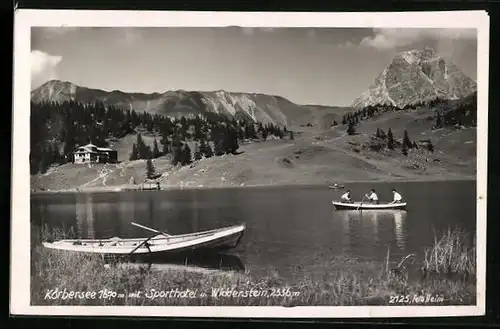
[43,287,301,301]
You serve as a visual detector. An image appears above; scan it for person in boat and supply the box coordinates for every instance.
[390,189,403,204]
[341,190,352,203]
[365,189,379,204]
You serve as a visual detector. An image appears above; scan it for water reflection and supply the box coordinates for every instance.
[335,210,407,257]
[119,200,135,237]
[32,181,476,282]
[75,194,95,238]
[126,251,246,272]
[393,211,405,250]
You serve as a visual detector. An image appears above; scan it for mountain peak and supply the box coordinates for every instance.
[397,47,438,65]
[352,48,476,109]
[31,79,80,103]
[37,79,76,89]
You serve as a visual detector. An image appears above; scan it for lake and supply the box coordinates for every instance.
[31,180,477,281]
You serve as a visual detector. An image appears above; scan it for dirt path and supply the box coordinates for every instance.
[79,165,118,188]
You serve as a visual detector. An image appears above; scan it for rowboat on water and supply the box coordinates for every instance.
[42,222,246,257]
[332,201,407,210]
[328,183,345,189]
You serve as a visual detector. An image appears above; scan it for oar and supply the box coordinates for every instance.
[131,222,171,237]
[128,234,155,255]
[357,196,366,211]
[128,222,172,255]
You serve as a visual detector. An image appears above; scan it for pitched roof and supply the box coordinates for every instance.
[73,143,115,153]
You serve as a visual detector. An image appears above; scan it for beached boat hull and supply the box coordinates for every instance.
[332,201,407,210]
[42,224,246,257]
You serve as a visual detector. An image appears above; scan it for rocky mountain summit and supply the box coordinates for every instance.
[352,47,477,109]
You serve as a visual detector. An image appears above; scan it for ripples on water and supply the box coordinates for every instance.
[31,180,476,280]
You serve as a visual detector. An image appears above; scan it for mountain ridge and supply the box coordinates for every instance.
[31,79,349,128]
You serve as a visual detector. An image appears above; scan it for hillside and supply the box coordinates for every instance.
[31,94,477,193]
[31,80,347,129]
[352,47,477,109]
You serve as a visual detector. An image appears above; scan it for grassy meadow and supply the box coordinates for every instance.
[31,226,476,306]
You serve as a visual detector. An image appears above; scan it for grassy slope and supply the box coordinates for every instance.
[31,106,476,192]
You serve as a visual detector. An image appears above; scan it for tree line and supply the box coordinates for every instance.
[371,127,434,155]
[432,95,477,129]
[30,100,287,174]
[343,93,477,136]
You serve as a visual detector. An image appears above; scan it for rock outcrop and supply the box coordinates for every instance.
[352,47,477,109]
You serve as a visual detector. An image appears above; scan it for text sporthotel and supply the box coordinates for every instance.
[43,287,301,301]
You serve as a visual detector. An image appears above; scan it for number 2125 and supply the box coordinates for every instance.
[389,295,410,303]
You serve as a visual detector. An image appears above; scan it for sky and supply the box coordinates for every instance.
[31,27,477,106]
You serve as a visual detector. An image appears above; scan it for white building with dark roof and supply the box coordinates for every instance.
[72,143,118,164]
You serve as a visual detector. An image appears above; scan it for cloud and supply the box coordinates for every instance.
[357,28,476,50]
[31,50,62,89]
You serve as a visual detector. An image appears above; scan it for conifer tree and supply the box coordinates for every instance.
[245,123,256,139]
[200,139,213,158]
[403,130,412,149]
[152,138,161,158]
[435,113,443,129]
[129,143,139,161]
[212,128,225,156]
[347,120,356,135]
[40,146,52,173]
[225,127,239,154]
[146,157,155,179]
[387,128,394,149]
[261,128,268,140]
[51,144,61,164]
[135,134,147,159]
[162,140,170,155]
[171,139,183,166]
[402,143,408,156]
[194,142,203,161]
[181,143,192,166]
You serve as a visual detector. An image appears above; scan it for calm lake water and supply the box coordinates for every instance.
[31,180,476,281]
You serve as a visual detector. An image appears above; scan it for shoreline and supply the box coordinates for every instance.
[31,227,477,306]
[30,175,476,195]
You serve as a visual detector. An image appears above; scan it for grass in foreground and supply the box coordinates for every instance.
[422,228,476,279]
[31,227,476,306]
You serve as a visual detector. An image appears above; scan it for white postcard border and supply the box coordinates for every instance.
[11,9,489,318]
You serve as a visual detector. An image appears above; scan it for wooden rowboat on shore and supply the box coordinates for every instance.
[42,222,246,257]
[332,201,407,210]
